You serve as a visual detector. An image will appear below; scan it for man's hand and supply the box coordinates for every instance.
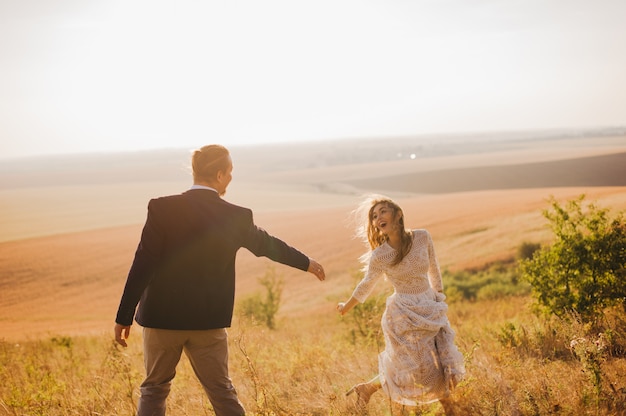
[307,259,325,281]
[114,323,131,347]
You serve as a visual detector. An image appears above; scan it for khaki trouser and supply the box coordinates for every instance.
[137,327,245,416]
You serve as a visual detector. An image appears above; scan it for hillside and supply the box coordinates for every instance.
[1,133,626,341]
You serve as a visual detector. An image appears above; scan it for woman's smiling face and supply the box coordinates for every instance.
[371,202,399,235]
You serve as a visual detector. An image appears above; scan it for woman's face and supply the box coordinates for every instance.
[371,202,400,236]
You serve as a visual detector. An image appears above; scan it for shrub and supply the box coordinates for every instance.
[342,269,387,346]
[519,195,626,324]
[238,266,284,329]
[517,241,541,261]
[443,261,530,302]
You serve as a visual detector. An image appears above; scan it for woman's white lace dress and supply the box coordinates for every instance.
[351,229,465,405]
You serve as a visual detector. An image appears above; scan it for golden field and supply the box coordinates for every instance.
[1,133,626,415]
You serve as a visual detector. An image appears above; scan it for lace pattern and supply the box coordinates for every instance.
[352,229,465,404]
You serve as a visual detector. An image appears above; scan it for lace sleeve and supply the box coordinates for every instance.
[351,254,385,303]
[426,230,443,293]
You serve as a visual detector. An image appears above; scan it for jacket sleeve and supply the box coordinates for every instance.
[241,210,310,272]
[115,199,165,325]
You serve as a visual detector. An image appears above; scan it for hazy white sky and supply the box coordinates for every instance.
[1,0,625,159]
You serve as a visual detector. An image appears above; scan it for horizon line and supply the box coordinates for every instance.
[2,125,625,162]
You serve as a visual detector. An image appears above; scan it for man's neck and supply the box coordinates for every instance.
[191,184,218,193]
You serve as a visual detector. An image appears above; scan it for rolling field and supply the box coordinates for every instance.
[1,134,626,414]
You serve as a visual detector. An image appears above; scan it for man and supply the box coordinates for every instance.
[114,144,325,416]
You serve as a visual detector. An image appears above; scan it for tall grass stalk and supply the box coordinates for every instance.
[1,296,625,415]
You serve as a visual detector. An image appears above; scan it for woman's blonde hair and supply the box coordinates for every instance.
[354,194,413,266]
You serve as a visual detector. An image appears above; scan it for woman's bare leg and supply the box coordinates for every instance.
[439,398,455,415]
[347,376,382,408]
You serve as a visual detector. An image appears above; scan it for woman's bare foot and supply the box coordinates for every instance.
[346,382,379,409]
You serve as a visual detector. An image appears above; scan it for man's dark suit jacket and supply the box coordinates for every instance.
[115,189,310,330]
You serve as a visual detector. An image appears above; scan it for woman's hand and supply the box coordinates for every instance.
[337,297,359,315]
[337,302,347,315]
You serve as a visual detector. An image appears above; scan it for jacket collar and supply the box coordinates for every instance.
[190,184,219,193]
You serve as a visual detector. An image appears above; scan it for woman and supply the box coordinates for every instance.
[337,195,465,410]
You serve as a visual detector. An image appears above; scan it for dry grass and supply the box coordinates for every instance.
[2,297,626,415]
[2,137,626,414]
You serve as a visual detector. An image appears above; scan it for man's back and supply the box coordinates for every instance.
[116,188,309,330]
[113,145,324,416]
[133,189,252,329]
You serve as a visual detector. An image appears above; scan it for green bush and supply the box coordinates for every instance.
[342,269,387,346]
[519,195,626,324]
[517,241,541,261]
[238,266,284,329]
[443,261,530,302]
